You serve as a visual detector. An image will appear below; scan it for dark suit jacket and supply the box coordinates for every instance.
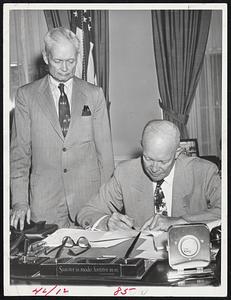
[10,75,114,227]
[77,155,221,228]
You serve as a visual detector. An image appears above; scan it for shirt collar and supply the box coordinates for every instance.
[48,75,73,91]
[163,163,175,185]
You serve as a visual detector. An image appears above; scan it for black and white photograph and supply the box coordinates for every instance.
[4,3,227,297]
[179,139,199,157]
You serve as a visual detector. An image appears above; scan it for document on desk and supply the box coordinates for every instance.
[134,233,167,261]
[206,219,221,231]
[43,228,139,248]
[43,228,163,248]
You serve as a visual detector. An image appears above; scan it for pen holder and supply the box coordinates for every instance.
[40,257,71,276]
[116,258,145,276]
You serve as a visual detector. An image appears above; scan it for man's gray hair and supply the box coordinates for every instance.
[142,119,180,148]
[44,27,80,54]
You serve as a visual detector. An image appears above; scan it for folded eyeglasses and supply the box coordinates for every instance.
[44,236,91,258]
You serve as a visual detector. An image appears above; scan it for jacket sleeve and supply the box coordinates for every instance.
[10,87,31,209]
[77,166,124,228]
[93,87,114,184]
[182,163,221,223]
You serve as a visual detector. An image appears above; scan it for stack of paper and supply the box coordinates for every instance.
[134,232,168,261]
[43,228,169,260]
[43,228,138,248]
[206,219,221,231]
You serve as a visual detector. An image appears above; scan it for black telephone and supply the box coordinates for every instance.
[10,228,26,255]
[10,220,58,255]
[210,225,221,247]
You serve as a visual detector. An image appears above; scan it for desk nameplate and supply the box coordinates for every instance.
[40,257,147,278]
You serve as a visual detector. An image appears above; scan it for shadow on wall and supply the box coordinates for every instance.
[36,55,48,80]
[10,109,14,209]
[114,148,142,167]
[10,108,14,134]
[131,149,142,158]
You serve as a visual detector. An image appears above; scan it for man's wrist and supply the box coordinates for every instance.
[96,215,110,231]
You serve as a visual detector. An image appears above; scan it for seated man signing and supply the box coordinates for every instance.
[77,120,221,231]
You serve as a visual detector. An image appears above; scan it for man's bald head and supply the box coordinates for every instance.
[142,120,180,152]
[141,120,181,182]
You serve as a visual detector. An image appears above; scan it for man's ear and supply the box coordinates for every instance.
[175,146,183,159]
[42,50,48,65]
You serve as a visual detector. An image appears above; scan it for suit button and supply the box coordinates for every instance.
[64,168,67,173]
[63,147,67,152]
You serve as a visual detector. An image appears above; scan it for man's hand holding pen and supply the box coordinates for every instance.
[107,212,135,231]
[108,201,135,230]
[99,201,186,232]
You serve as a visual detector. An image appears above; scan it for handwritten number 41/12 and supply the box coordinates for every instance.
[32,285,69,296]
[114,287,136,296]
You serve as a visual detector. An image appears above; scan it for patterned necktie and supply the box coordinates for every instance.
[58,83,71,137]
[154,179,168,216]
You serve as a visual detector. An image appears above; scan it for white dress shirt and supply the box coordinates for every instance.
[48,75,73,115]
[152,164,175,217]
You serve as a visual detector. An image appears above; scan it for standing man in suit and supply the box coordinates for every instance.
[10,27,114,230]
[77,120,221,231]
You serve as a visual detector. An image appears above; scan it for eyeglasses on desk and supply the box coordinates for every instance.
[43,236,91,258]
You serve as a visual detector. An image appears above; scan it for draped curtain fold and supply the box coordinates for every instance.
[44,10,110,111]
[44,10,71,30]
[187,53,222,156]
[9,10,48,131]
[10,10,48,90]
[92,11,110,110]
[151,10,211,138]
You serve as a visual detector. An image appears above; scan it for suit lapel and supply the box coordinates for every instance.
[130,159,154,223]
[141,172,154,215]
[172,156,188,216]
[65,77,87,142]
[36,75,64,141]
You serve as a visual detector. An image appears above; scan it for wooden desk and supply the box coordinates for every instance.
[11,260,220,286]
[10,239,221,287]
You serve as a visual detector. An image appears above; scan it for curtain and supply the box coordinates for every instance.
[10,10,48,129]
[44,10,71,30]
[10,10,48,94]
[187,53,221,157]
[151,10,211,138]
[92,11,110,111]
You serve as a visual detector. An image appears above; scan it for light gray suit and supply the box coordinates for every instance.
[77,155,221,228]
[11,75,114,227]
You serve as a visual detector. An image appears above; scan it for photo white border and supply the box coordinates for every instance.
[3,2,227,297]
